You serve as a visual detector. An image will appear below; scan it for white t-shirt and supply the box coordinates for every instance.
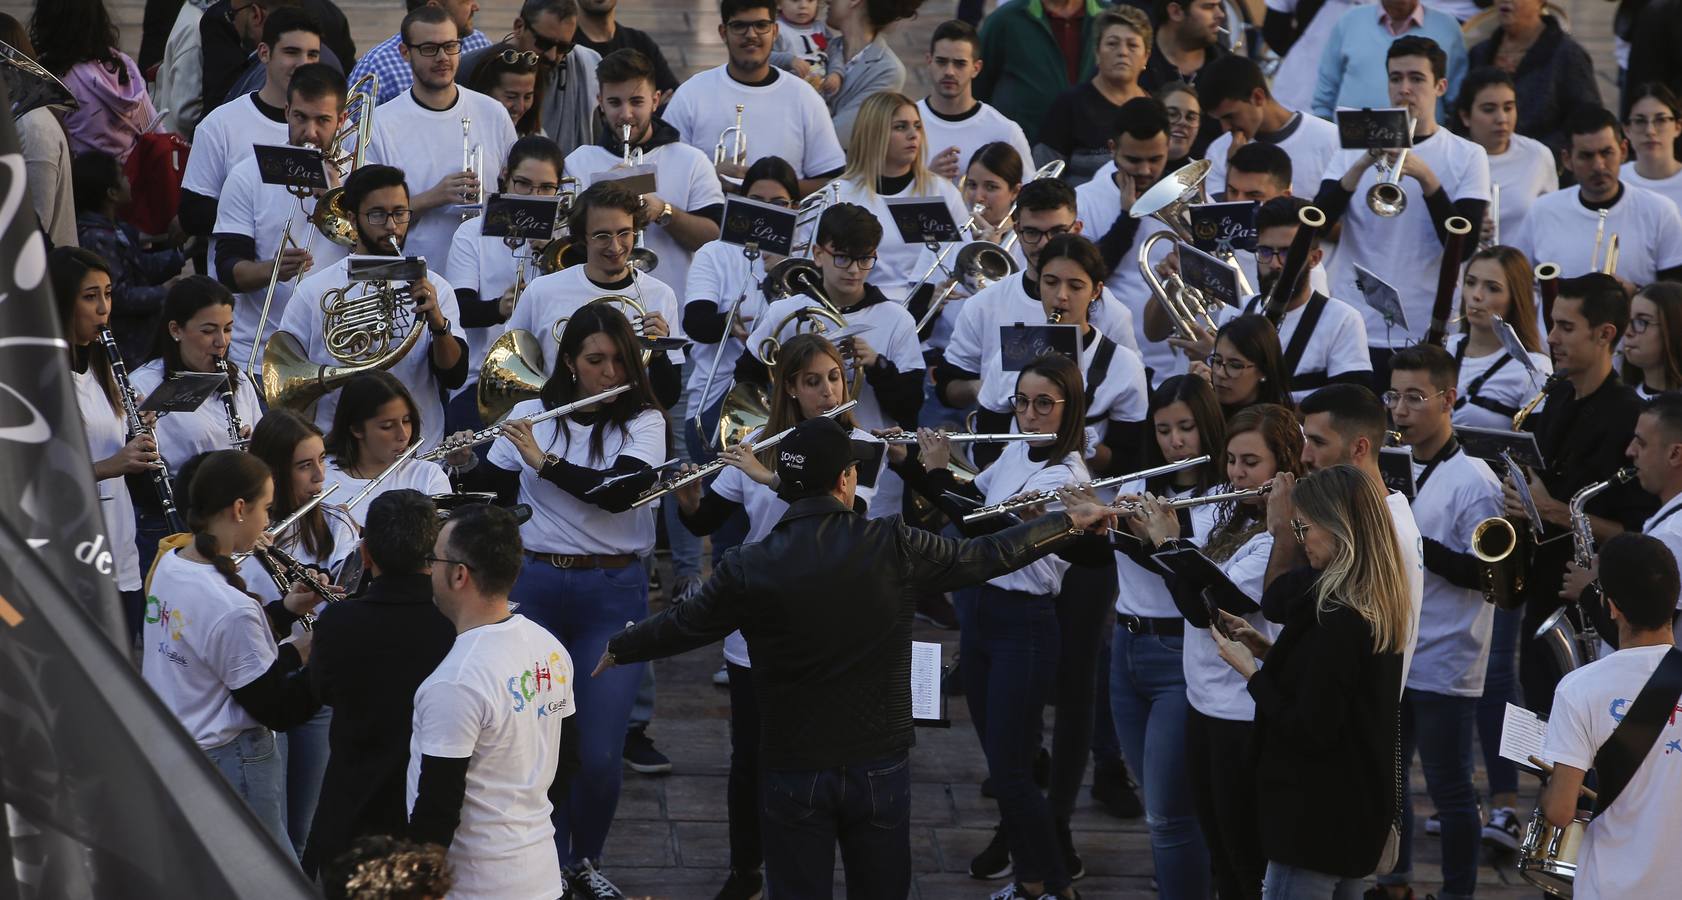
[366,87,520,273]
[407,615,572,900]
[1487,134,1559,246]
[486,400,665,556]
[1445,333,1555,430]
[1110,481,1211,618]
[1387,489,1427,692]
[1074,165,1180,380]
[1542,644,1682,900]
[237,505,359,605]
[130,360,263,463]
[1514,183,1682,285]
[665,65,847,180]
[684,240,775,413]
[507,266,685,375]
[1072,328,1150,454]
[213,153,352,369]
[1184,525,1279,721]
[1322,128,1491,347]
[1406,446,1503,696]
[746,292,925,432]
[443,217,520,384]
[944,273,1138,412]
[1621,162,1682,214]
[75,368,141,591]
[278,257,466,449]
[1642,493,1682,613]
[1205,110,1342,199]
[328,457,452,528]
[1225,291,1373,402]
[142,548,276,748]
[973,441,1088,596]
[828,175,972,302]
[563,140,726,300]
[180,92,288,199]
[916,98,1034,183]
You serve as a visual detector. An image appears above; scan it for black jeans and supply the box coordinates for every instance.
[1049,564,1117,820]
[1187,709,1265,900]
[726,661,762,872]
[761,752,912,899]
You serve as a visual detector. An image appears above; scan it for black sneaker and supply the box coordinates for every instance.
[569,859,627,900]
[988,882,1029,899]
[712,867,763,900]
[1482,806,1523,851]
[915,592,959,629]
[1090,758,1144,819]
[981,747,1051,798]
[622,725,672,775]
[1056,818,1085,881]
[969,825,1013,880]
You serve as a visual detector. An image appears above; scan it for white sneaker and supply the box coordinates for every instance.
[1424,812,1441,836]
[1482,806,1523,851]
[712,665,730,686]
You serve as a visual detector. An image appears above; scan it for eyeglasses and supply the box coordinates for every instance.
[1628,314,1658,335]
[1289,518,1311,544]
[496,48,540,66]
[1255,246,1290,263]
[405,40,464,57]
[424,554,475,571]
[820,247,877,270]
[224,0,257,23]
[1009,393,1067,415]
[588,228,637,245]
[1627,114,1678,131]
[509,176,560,195]
[1204,354,1255,377]
[363,208,413,225]
[1380,389,1446,410]
[725,19,776,36]
[1017,224,1073,244]
[1167,109,1202,127]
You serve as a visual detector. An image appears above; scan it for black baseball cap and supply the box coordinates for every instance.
[775,417,872,500]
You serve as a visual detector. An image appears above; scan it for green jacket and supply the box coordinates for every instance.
[975,0,1103,144]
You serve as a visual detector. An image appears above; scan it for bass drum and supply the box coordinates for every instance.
[1517,808,1586,898]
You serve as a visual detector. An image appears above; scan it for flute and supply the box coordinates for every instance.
[1111,482,1272,515]
[232,484,342,563]
[962,455,1212,523]
[418,384,633,462]
[632,400,858,507]
[879,432,1055,445]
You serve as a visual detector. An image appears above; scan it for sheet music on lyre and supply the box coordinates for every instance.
[911,641,943,724]
[1498,702,1549,771]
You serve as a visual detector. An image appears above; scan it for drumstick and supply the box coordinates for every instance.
[1528,754,1599,801]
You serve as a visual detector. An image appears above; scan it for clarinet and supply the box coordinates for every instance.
[215,355,249,449]
[96,324,186,533]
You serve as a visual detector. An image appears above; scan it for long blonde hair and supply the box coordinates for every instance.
[841,91,938,200]
[1292,464,1412,654]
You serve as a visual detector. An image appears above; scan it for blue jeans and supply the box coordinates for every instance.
[1110,626,1211,898]
[761,752,911,900]
[279,705,332,858]
[1262,861,1365,899]
[511,559,648,865]
[204,726,287,849]
[1380,688,1479,900]
[1476,605,1522,800]
[957,586,1066,889]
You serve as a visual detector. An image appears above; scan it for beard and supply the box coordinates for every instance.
[1257,268,1281,297]
[358,225,402,255]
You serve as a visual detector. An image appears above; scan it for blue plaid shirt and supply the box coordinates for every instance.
[349,30,492,105]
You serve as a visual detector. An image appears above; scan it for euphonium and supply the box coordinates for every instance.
[1130,159,1220,338]
[1140,232,1217,339]
[1367,148,1409,217]
[761,256,824,301]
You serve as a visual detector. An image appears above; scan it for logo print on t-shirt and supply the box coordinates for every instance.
[506,650,570,716]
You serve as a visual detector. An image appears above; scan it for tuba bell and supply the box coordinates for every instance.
[761,256,825,302]
[0,39,78,117]
[477,329,549,423]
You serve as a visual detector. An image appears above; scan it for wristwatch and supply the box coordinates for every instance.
[428,317,451,336]
[656,202,674,226]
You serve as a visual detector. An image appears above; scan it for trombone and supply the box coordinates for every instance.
[789,181,839,258]
[715,104,747,167]
[312,72,380,248]
[914,241,1018,333]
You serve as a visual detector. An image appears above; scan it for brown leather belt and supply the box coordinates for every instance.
[530,552,638,570]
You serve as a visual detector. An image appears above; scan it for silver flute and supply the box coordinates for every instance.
[963,455,1212,523]
[879,432,1055,445]
[1111,482,1272,515]
[419,384,633,462]
[632,400,858,507]
[232,484,342,562]
[341,440,425,513]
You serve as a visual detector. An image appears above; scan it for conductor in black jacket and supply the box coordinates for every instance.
[1209,465,1412,894]
[302,490,455,878]
[596,417,1116,899]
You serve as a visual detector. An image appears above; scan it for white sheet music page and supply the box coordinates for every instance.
[1499,702,1549,769]
[911,641,942,721]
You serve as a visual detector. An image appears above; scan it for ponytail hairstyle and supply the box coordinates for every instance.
[249,408,335,561]
[50,245,121,414]
[540,302,661,464]
[1016,352,1088,462]
[763,333,860,465]
[182,450,273,596]
[1204,402,1303,562]
[1143,374,1226,494]
[1292,464,1412,654]
[152,276,237,377]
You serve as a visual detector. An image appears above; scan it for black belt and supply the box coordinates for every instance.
[1119,614,1184,636]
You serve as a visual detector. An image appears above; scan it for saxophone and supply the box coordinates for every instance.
[1533,467,1637,673]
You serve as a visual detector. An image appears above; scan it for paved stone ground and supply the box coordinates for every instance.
[9,0,1622,895]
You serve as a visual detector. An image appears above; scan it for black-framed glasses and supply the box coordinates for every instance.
[1255,246,1290,263]
[1017,224,1072,244]
[224,0,257,23]
[1629,314,1658,335]
[405,40,464,57]
[496,48,540,66]
[363,208,413,225]
[1290,518,1311,544]
[1205,354,1255,378]
[509,176,560,195]
[424,554,475,570]
[818,246,877,270]
[1627,113,1678,131]
[1380,389,1446,410]
[1008,393,1067,415]
[725,18,776,36]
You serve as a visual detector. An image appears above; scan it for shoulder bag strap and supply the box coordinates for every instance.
[1591,646,1682,816]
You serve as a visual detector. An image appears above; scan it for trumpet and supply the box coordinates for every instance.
[879,431,1055,445]
[419,384,633,461]
[620,122,645,167]
[962,455,1211,523]
[461,116,484,217]
[715,104,747,167]
[1367,146,1410,217]
[631,400,858,507]
[1111,482,1272,516]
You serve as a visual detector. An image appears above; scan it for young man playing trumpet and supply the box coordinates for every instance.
[276,163,468,448]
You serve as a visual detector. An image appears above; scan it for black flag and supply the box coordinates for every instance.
[0,77,314,897]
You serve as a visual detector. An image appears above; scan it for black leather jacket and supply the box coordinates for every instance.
[607,494,1079,769]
